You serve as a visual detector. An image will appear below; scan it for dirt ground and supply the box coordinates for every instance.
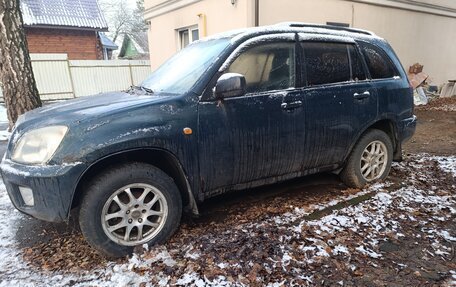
[404,97,456,155]
[2,97,455,286]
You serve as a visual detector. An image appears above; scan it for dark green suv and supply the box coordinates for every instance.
[0,23,416,257]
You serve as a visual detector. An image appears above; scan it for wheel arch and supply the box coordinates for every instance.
[71,148,199,217]
[345,119,400,163]
[368,119,402,161]
[369,119,398,150]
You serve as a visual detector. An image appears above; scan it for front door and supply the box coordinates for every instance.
[198,38,305,193]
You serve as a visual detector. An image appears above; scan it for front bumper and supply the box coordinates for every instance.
[0,159,86,222]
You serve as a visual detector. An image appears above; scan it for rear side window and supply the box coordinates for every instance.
[303,42,350,86]
[359,42,396,79]
[227,42,296,94]
[348,45,366,81]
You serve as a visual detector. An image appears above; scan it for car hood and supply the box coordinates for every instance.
[16,91,173,128]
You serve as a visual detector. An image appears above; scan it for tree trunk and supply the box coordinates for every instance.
[0,0,42,129]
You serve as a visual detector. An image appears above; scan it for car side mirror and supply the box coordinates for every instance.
[214,73,246,99]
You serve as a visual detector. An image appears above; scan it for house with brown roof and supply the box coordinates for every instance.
[21,0,117,60]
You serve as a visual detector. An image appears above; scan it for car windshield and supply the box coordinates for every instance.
[141,38,231,94]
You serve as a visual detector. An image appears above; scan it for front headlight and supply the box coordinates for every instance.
[12,126,68,165]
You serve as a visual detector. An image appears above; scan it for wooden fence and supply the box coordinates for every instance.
[0,53,152,101]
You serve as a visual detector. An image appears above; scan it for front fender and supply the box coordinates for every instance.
[68,146,200,220]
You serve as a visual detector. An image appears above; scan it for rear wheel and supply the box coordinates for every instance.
[340,129,393,188]
[79,163,182,258]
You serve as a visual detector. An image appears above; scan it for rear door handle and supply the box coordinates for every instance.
[353,91,370,100]
[281,100,303,110]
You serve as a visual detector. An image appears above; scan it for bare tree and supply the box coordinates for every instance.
[99,0,132,42]
[131,0,147,34]
[99,0,147,42]
[0,0,42,129]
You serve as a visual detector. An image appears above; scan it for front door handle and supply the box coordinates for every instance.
[281,100,303,110]
[353,91,371,100]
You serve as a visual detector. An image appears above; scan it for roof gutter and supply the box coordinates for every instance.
[24,24,108,32]
[345,0,456,19]
[144,0,202,20]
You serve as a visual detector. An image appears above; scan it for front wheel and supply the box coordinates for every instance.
[79,163,182,258]
[340,129,393,188]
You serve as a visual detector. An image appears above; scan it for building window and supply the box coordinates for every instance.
[326,22,350,28]
[178,26,199,49]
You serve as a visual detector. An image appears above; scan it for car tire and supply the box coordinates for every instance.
[340,129,393,188]
[79,162,182,258]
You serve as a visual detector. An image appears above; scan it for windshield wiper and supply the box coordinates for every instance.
[140,86,154,94]
[130,85,154,94]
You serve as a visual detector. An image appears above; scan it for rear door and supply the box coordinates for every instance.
[357,41,406,120]
[198,35,306,193]
[298,39,378,169]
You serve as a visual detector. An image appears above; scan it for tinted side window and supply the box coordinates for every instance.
[348,45,366,81]
[359,42,396,79]
[227,42,296,94]
[303,42,350,86]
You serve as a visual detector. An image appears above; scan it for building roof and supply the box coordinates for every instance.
[114,32,149,59]
[21,0,108,30]
[99,32,118,50]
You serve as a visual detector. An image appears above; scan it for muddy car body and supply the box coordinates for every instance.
[1,23,416,257]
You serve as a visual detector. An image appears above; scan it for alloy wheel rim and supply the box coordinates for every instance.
[360,140,388,182]
[101,183,168,246]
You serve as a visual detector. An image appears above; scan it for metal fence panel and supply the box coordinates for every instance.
[130,60,153,85]
[30,54,74,100]
[70,61,132,97]
[0,54,152,101]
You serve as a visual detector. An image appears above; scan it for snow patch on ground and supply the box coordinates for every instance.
[0,183,85,287]
[0,130,10,141]
[355,245,382,259]
[0,104,10,141]
[0,105,7,123]
[438,230,456,242]
[332,245,349,255]
[434,156,456,176]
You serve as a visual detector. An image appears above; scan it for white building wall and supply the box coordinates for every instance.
[145,0,456,85]
[259,0,456,84]
[353,3,456,85]
[145,0,254,69]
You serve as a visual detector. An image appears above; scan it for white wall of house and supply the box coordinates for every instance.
[258,0,456,85]
[144,0,456,85]
[144,0,255,69]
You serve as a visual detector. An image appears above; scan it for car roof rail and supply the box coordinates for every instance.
[277,22,376,36]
